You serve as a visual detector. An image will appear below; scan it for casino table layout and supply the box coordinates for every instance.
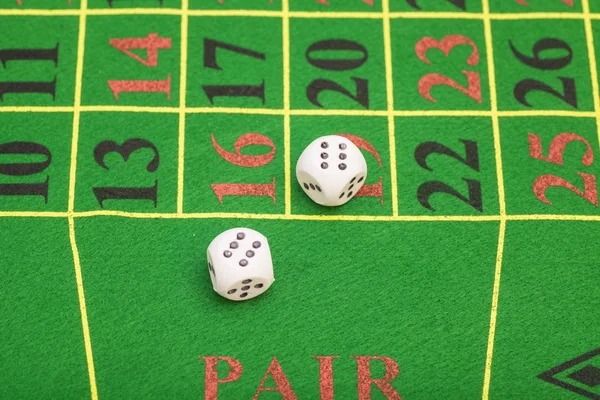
[2,0,600,399]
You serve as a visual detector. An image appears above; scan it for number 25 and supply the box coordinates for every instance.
[529,132,598,206]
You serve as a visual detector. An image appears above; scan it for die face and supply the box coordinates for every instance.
[296,135,368,206]
[207,228,274,301]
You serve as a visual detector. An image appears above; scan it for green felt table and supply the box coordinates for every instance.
[1,1,600,399]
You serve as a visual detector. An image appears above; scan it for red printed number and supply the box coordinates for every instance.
[529,132,598,206]
[108,75,171,100]
[109,33,171,67]
[515,0,573,7]
[210,133,277,204]
[337,134,384,204]
[108,33,172,101]
[415,35,482,103]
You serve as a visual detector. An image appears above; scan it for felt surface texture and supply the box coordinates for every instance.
[1,1,599,399]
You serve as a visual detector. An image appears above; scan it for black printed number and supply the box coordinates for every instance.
[92,138,160,208]
[510,38,577,108]
[406,0,466,11]
[415,140,483,212]
[0,45,59,101]
[202,38,266,105]
[0,142,52,203]
[305,39,370,109]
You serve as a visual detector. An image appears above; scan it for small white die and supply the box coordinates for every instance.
[206,228,274,301]
[296,135,368,206]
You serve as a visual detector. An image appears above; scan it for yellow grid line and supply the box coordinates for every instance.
[582,0,600,158]
[82,105,179,113]
[490,12,585,20]
[497,110,596,117]
[0,106,588,118]
[382,0,398,216]
[68,216,97,400]
[482,0,506,398]
[0,106,74,112]
[507,214,600,221]
[2,105,598,118]
[2,210,599,221]
[283,0,291,216]
[67,12,83,212]
[75,211,501,221]
[483,5,506,217]
[177,0,189,215]
[390,11,482,19]
[65,1,97,399]
[3,8,600,20]
[289,11,382,18]
[483,218,506,400]
[0,8,82,15]
[0,211,69,218]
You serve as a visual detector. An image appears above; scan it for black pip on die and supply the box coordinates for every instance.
[207,228,274,301]
[296,135,368,206]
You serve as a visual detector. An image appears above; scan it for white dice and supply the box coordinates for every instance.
[206,227,274,301]
[296,135,368,206]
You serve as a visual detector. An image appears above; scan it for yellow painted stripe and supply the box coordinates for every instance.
[177,0,189,214]
[283,0,292,216]
[482,218,506,400]
[382,0,399,216]
[0,105,598,118]
[0,8,592,20]
[482,1,505,397]
[0,211,598,221]
[66,3,98,398]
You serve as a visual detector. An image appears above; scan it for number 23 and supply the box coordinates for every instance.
[415,34,482,103]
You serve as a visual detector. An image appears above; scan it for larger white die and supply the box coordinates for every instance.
[206,227,274,301]
[296,135,368,206]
